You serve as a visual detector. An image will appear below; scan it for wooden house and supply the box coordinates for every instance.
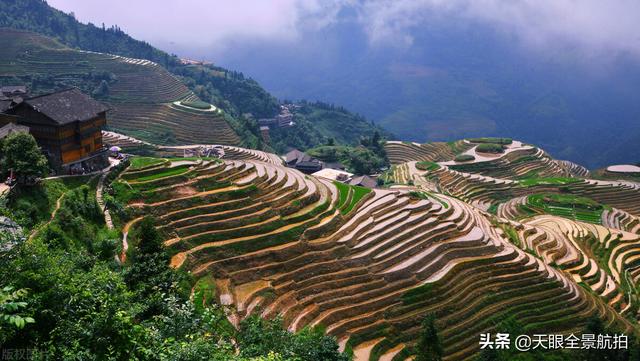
[2,88,109,172]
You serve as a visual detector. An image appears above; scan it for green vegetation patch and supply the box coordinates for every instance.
[167,156,221,162]
[333,181,371,215]
[402,283,434,305]
[498,223,521,248]
[180,100,212,110]
[468,137,513,145]
[454,154,475,162]
[306,142,388,175]
[193,275,217,312]
[524,193,606,224]
[475,143,505,154]
[130,166,191,182]
[2,176,93,229]
[129,156,166,170]
[518,176,582,187]
[415,161,440,171]
[446,140,471,155]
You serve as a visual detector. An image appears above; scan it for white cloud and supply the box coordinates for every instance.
[47,0,640,59]
[353,0,640,58]
[48,0,347,47]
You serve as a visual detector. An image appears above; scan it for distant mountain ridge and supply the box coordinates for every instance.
[209,13,640,169]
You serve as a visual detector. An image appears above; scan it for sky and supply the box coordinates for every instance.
[47,0,640,62]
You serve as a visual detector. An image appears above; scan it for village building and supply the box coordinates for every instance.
[349,175,377,188]
[0,85,28,100]
[0,88,109,173]
[258,105,296,129]
[259,125,270,143]
[294,160,323,173]
[275,110,294,127]
[283,148,323,173]
[312,168,353,182]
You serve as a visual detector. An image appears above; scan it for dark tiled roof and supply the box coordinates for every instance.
[23,88,108,125]
[285,149,305,164]
[295,160,323,170]
[349,175,377,188]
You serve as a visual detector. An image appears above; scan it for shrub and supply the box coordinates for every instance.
[468,137,512,145]
[475,143,505,153]
[416,161,440,171]
[454,154,475,162]
[180,100,211,110]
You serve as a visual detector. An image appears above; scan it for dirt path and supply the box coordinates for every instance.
[119,216,143,263]
[27,188,69,241]
[96,172,114,230]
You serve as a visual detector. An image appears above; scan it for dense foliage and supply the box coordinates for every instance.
[0,286,34,342]
[176,66,279,119]
[415,315,443,361]
[454,154,476,162]
[468,138,513,145]
[0,177,349,360]
[307,130,389,174]
[0,132,48,184]
[269,101,391,154]
[475,143,505,154]
[415,161,440,171]
[238,316,349,361]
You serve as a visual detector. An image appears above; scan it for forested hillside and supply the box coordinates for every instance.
[269,101,391,153]
[0,0,384,152]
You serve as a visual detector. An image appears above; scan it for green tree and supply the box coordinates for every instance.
[0,132,48,184]
[124,216,180,319]
[325,137,335,146]
[415,314,443,361]
[238,315,348,361]
[136,215,165,255]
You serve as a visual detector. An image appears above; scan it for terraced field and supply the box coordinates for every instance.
[385,140,472,165]
[103,130,281,165]
[497,193,606,224]
[111,143,639,360]
[106,103,240,145]
[0,29,240,146]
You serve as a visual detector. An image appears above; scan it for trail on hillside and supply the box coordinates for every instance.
[28,174,99,241]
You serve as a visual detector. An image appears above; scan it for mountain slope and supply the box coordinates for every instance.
[0,28,241,146]
[109,137,640,360]
[0,0,386,152]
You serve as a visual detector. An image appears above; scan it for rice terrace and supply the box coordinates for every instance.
[1,1,640,361]
[102,135,640,360]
